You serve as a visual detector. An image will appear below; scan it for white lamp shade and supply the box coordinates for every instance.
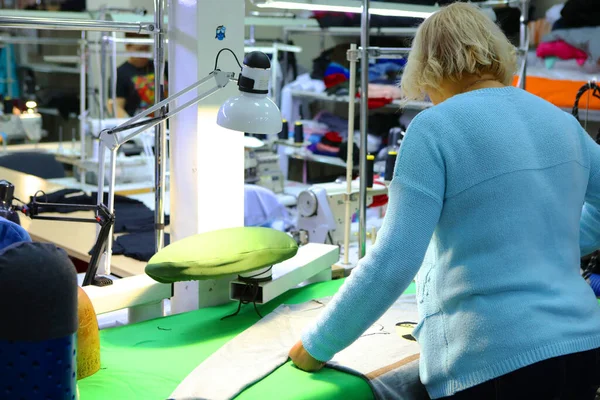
[217,92,282,135]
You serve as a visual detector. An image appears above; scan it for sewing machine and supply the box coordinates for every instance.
[244,135,285,193]
[0,112,43,143]
[296,180,388,247]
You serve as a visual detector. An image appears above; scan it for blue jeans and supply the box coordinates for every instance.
[440,348,600,400]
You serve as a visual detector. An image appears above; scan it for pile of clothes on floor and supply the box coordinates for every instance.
[535,0,600,69]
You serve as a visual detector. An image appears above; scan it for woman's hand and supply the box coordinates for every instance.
[289,341,325,372]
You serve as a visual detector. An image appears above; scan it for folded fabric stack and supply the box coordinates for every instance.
[323,60,404,109]
[538,27,600,68]
[307,131,344,157]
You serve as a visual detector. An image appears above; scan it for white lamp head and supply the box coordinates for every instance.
[217,51,283,135]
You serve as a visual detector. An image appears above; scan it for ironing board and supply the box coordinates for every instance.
[77,279,406,400]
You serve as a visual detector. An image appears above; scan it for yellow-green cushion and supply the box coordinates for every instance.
[145,227,298,283]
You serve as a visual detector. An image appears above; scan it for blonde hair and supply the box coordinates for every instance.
[401,2,517,101]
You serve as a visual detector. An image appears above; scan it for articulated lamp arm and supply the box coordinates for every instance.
[99,69,236,150]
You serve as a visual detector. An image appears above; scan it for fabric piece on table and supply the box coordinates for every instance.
[28,189,170,233]
[112,230,171,262]
[169,294,427,400]
[244,184,292,229]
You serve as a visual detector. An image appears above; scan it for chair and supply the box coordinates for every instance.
[0,151,65,179]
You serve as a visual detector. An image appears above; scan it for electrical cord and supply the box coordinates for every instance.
[221,266,273,320]
[214,48,243,71]
[572,81,600,143]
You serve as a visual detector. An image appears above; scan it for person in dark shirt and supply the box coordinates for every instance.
[113,33,168,117]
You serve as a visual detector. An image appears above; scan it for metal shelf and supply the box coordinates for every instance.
[284,26,418,37]
[290,90,432,111]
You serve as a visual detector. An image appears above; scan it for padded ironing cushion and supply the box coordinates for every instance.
[145,227,298,283]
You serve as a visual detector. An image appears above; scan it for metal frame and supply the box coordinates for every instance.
[348,0,531,259]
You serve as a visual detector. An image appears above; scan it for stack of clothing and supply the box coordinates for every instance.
[536,0,600,68]
[29,189,170,262]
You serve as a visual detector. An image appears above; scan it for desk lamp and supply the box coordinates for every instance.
[95,49,283,279]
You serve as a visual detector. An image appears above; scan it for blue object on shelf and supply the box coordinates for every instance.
[0,44,21,98]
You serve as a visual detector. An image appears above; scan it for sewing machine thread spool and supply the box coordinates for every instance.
[366,154,375,188]
[294,121,303,144]
[278,119,289,140]
[385,151,397,181]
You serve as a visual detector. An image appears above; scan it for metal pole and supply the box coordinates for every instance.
[99,36,106,127]
[283,30,290,89]
[271,45,279,104]
[518,0,528,90]
[154,0,167,252]
[96,139,107,274]
[79,31,87,189]
[358,0,370,259]
[103,147,118,276]
[111,33,118,117]
[344,43,358,265]
[4,43,12,98]
[0,36,82,45]
[0,16,156,33]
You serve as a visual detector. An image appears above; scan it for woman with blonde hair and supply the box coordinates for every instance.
[289,2,600,399]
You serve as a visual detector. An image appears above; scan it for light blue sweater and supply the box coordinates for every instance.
[301,86,600,399]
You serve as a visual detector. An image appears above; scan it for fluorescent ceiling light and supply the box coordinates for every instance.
[254,0,438,18]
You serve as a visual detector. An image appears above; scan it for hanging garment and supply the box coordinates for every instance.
[536,40,589,66]
[0,44,20,99]
[169,294,428,400]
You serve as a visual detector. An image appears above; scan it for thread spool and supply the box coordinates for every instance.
[385,151,397,181]
[278,120,289,140]
[366,154,375,188]
[0,242,78,400]
[294,121,303,144]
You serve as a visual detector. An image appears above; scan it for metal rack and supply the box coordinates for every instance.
[350,0,531,258]
[0,6,168,273]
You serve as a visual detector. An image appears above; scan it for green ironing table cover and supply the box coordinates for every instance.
[77,280,416,400]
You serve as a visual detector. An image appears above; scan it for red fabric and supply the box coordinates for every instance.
[315,142,340,154]
[324,131,343,143]
[369,194,389,208]
[354,92,394,109]
[324,73,349,89]
[536,40,588,66]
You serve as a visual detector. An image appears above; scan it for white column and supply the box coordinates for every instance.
[169,0,245,314]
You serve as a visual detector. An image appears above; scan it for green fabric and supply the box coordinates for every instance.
[77,279,417,400]
[145,227,298,283]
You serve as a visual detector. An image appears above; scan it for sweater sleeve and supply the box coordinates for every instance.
[580,130,600,257]
[301,112,446,362]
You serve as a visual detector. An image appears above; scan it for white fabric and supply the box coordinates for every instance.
[545,3,564,26]
[170,295,426,400]
[280,73,326,123]
[244,184,292,230]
